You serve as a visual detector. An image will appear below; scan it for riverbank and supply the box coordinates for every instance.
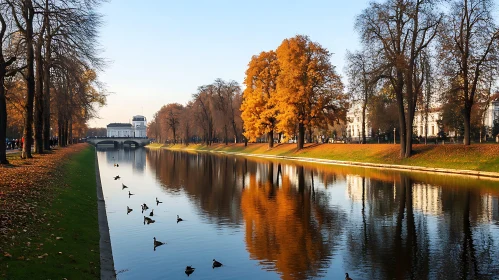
[147,142,499,178]
[0,144,101,279]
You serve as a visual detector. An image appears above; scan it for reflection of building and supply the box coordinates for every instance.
[106,115,147,137]
[412,183,442,215]
[346,175,370,201]
[480,194,499,223]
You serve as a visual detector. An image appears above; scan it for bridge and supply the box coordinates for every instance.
[86,137,151,148]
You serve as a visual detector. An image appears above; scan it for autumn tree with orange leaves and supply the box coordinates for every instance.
[241,50,280,148]
[275,35,347,149]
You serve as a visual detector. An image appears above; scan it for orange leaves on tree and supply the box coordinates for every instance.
[275,35,348,139]
[241,50,280,142]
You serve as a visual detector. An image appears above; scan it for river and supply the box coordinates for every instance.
[97,147,499,280]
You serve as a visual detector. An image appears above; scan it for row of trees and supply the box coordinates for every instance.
[348,0,499,158]
[0,0,106,164]
[147,78,243,145]
[148,35,348,150]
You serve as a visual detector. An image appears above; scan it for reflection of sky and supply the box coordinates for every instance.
[99,147,146,173]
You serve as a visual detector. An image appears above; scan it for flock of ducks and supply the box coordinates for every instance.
[112,163,224,277]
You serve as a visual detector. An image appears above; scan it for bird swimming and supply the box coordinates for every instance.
[185,266,195,276]
[128,191,134,196]
[122,183,128,190]
[114,175,120,180]
[127,206,133,214]
[153,237,165,250]
[144,216,155,224]
[156,197,163,205]
[212,259,223,268]
[345,273,353,280]
[177,215,183,223]
[149,209,154,217]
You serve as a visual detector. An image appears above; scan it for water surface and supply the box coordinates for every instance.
[98,148,499,280]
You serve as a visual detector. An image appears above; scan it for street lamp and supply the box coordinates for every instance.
[393,127,396,144]
[378,128,381,144]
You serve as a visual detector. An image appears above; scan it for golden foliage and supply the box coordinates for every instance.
[274,35,348,137]
[241,50,280,141]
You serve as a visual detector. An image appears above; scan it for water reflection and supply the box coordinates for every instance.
[241,163,345,279]
[103,148,499,279]
[98,146,146,172]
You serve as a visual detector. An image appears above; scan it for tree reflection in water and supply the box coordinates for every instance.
[241,163,345,280]
[344,174,499,279]
[146,149,499,279]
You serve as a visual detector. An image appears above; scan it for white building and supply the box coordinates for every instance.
[483,97,499,137]
[346,101,371,141]
[346,99,499,140]
[106,115,147,138]
[413,109,443,138]
[131,115,147,138]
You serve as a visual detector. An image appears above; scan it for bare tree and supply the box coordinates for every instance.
[357,0,441,157]
[438,0,499,145]
[164,103,182,144]
[193,85,215,145]
[346,49,377,144]
[213,79,241,144]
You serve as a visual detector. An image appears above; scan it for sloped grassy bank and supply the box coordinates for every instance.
[0,144,101,279]
[147,142,499,175]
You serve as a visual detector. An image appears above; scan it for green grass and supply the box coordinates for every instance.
[1,147,100,279]
[148,142,499,173]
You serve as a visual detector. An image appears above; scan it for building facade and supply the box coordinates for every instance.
[131,115,147,137]
[346,101,371,141]
[346,99,499,140]
[106,115,147,138]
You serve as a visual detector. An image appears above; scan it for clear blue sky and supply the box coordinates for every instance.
[89,0,371,128]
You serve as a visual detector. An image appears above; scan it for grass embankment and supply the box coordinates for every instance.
[148,142,499,173]
[0,144,100,279]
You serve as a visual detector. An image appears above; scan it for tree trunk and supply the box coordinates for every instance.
[34,38,44,154]
[43,32,52,150]
[297,123,305,149]
[268,130,274,148]
[362,100,367,144]
[405,98,415,158]
[395,71,407,158]
[22,17,35,159]
[231,119,238,143]
[68,118,72,145]
[58,118,64,147]
[224,125,228,145]
[463,106,471,145]
[0,75,8,164]
[307,125,313,143]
